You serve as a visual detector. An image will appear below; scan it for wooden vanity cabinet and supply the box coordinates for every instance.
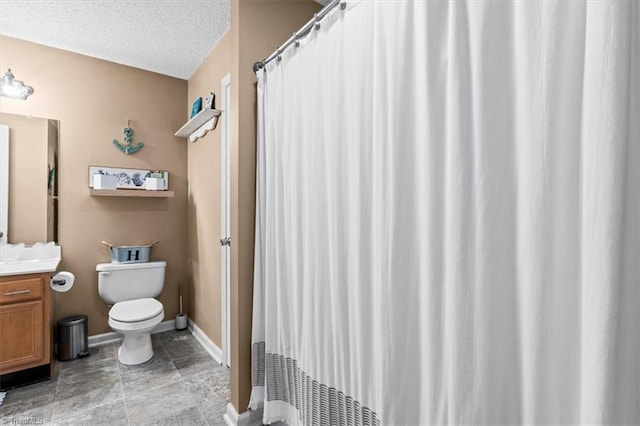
[0,273,53,376]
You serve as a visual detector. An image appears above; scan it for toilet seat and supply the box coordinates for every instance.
[109,310,164,334]
[109,298,163,323]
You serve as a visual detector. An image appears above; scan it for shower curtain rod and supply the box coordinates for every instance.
[253,0,346,73]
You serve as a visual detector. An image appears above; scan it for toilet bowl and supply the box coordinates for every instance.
[97,261,166,365]
[108,298,164,365]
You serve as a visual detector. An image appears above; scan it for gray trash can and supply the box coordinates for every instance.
[57,315,89,361]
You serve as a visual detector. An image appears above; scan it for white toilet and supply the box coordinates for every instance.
[97,261,166,365]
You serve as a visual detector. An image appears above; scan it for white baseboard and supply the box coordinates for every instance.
[88,330,122,348]
[88,319,175,348]
[88,318,224,376]
[188,318,223,365]
[224,402,263,426]
[88,318,224,367]
[153,319,177,334]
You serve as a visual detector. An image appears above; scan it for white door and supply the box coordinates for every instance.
[220,74,231,367]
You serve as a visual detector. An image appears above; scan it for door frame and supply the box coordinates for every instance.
[0,125,9,246]
[220,73,232,367]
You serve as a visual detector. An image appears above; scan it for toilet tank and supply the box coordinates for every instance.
[97,261,166,304]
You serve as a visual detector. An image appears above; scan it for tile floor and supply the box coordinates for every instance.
[0,330,230,425]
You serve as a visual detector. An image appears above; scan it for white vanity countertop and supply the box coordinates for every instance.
[0,258,61,276]
[0,243,61,276]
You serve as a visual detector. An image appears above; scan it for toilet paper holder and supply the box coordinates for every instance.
[50,271,75,293]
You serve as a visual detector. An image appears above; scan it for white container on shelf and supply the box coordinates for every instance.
[145,177,165,191]
[93,174,117,190]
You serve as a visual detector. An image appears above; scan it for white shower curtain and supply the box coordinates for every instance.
[251,1,639,424]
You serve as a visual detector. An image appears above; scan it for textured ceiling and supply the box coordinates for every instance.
[0,0,231,79]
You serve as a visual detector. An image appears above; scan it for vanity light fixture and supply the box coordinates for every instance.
[0,69,34,100]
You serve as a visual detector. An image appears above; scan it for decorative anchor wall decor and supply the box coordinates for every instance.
[113,120,144,155]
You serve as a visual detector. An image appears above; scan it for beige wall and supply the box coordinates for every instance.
[1,0,322,413]
[0,35,188,335]
[187,32,232,345]
[186,0,321,414]
[0,113,48,244]
[230,0,322,413]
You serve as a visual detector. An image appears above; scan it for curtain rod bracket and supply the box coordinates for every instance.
[253,62,265,73]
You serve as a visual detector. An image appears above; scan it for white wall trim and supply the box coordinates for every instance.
[188,318,223,365]
[88,318,175,348]
[153,319,177,334]
[0,125,9,246]
[224,402,263,426]
[220,71,232,368]
[88,331,122,348]
[88,319,224,368]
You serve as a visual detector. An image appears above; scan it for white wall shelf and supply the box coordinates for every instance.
[90,189,174,198]
[174,108,222,143]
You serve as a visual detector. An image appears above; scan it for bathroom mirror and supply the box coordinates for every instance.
[0,112,59,245]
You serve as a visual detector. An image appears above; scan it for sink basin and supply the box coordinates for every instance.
[0,243,61,276]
